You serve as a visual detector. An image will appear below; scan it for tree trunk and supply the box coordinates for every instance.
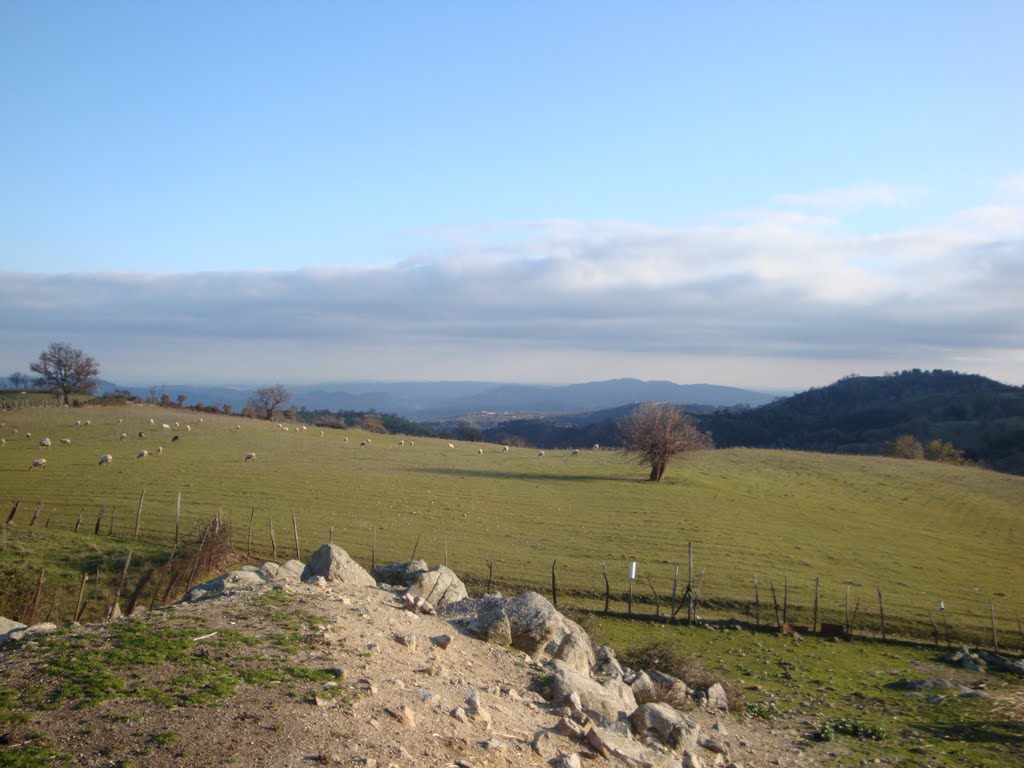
[649,464,660,481]
[657,463,667,481]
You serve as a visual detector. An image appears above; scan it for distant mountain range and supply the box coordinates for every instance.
[101,378,778,420]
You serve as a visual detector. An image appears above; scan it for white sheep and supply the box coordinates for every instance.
[503,445,509,452]
[84,420,91,426]
[138,431,146,438]
[478,448,484,455]
[149,418,155,425]
[30,458,47,470]
[399,440,405,446]
[0,438,5,447]
[571,449,580,456]
[120,432,127,441]
[39,437,52,448]
[25,432,31,439]
[99,454,113,465]
[137,450,148,459]
[235,425,241,430]
[186,424,192,431]
[538,450,545,457]
[175,421,180,428]
[244,452,256,462]
[360,440,368,447]
[448,443,456,449]
[75,419,82,426]
[302,425,307,431]
[592,443,600,450]
[59,437,71,446]
[344,436,349,443]
[409,440,414,447]
[199,417,204,422]
[156,446,163,455]
[162,423,171,431]
[117,418,123,424]
[320,430,324,437]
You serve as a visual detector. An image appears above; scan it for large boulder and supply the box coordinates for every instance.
[0,616,28,645]
[185,568,270,602]
[371,559,429,586]
[585,725,678,768]
[630,702,701,751]
[541,659,638,726]
[404,564,468,608]
[301,544,376,586]
[276,560,306,583]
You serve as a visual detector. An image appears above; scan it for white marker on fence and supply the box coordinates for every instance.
[629,561,637,580]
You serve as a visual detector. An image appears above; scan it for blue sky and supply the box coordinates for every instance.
[2,2,1023,388]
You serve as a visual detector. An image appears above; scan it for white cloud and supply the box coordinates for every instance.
[773,182,923,211]
[2,205,1023,387]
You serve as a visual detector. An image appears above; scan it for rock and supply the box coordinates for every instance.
[480,738,506,752]
[532,729,560,759]
[430,634,453,650]
[586,725,678,767]
[554,630,597,674]
[394,634,417,650]
[405,564,468,608]
[3,622,58,644]
[301,544,376,586]
[276,559,306,582]
[0,616,28,643]
[551,754,582,768]
[505,591,567,653]
[185,568,269,602]
[593,645,625,679]
[631,672,660,703]
[681,752,705,768]
[386,705,416,729]
[697,734,729,756]
[705,683,729,711]
[647,670,689,705]
[451,707,468,723]
[370,559,430,586]
[467,599,514,645]
[259,562,281,579]
[542,659,638,727]
[630,702,701,751]
[554,717,586,739]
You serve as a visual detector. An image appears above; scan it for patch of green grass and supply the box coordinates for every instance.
[149,730,178,747]
[0,734,69,768]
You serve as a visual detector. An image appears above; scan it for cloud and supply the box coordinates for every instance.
[2,213,1022,387]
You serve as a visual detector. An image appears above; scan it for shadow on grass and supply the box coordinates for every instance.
[911,717,1024,746]
[405,467,647,483]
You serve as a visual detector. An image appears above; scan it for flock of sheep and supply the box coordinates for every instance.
[5,413,602,472]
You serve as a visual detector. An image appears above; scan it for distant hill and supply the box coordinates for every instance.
[695,369,1024,475]
[111,378,776,420]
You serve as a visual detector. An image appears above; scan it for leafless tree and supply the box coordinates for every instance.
[7,371,30,390]
[619,403,713,481]
[29,342,100,405]
[247,384,292,421]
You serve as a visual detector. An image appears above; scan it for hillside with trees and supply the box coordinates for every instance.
[696,369,1024,475]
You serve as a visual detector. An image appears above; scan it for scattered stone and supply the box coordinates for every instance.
[586,725,678,767]
[451,706,468,723]
[394,633,417,650]
[466,688,492,728]
[385,704,416,729]
[705,683,729,711]
[554,630,597,674]
[541,659,638,726]
[301,544,376,586]
[405,564,468,608]
[697,734,729,756]
[430,634,453,650]
[3,622,57,644]
[370,559,430,587]
[554,717,586,739]
[681,751,705,768]
[185,568,269,602]
[480,738,506,752]
[630,702,701,751]
[551,754,582,768]
[593,645,625,679]
[276,559,306,582]
[532,729,559,759]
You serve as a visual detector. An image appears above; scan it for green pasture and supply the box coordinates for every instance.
[1,403,1022,643]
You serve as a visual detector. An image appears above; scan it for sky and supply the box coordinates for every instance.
[1,2,1023,390]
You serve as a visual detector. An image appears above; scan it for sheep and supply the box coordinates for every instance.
[137,450,148,459]
[409,440,414,447]
[59,437,71,446]
[592,443,600,450]
[503,445,509,452]
[302,425,307,431]
[117,418,123,424]
[120,432,127,441]
[175,421,180,428]
[199,417,204,423]
[25,432,31,438]
[235,424,241,430]
[39,437,52,448]
[319,430,324,437]
[98,454,113,465]
[149,418,155,425]
[344,436,349,443]
[75,419,82,427]
[84,420,91,426]
[171,435,181,443]
[399,440,405,446]
[571,449,580,456]
[448,443,456,449]
[138,431,145,438]
[0,438,5,447]
[186,424,192,432]
[30,458,47,470]
[155,446,163,455]
[162,423,171,431]
[478,448,484,455]
[538,450,545,457]
[244,452,256,462]
[360,440,368,447]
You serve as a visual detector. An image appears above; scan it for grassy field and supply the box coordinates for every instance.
[1,402,1022,644]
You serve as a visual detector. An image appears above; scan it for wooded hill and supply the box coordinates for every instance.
[470,370,1024,475]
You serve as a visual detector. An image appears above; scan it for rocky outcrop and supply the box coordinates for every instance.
[370,559,429,586]
[301,544,376,586]
[404,564,468,608]
[185,567,270,602]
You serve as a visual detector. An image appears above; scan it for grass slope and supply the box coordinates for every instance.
[1,404,1022,643]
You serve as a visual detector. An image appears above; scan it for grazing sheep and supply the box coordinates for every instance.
[409,440,414,447]
[320,430,324,437]
[149,418,155,425]
[59,437,71,446]
[120,432,127,441]
[30,458,47,470]
[117,418,123,424]
[137,450,148,459]
[344,436,349,443]
[571,449,580,456]
[25,432,31,439]
[399,440,405,446]
[235,425,241,430]
[75,419,82,427]
[171,435,181,443]
[302,425,307,431]
[503,445,509,452]
[99,454,113,465]
[0,438,5,447]
[138,431,145,438]
[175,421,180,428]
[538,450,545,457]
[360,440,368,447]
[448,443,456,449]
[366,438,371,443]
[84,420,91,426]
[478,448,484,455]
[39,437,52,448]
[244,452,256,462]
[162,423,171,431]
[199,418,204,422]
[155,446,163,455]
[592,443,600,450]
[186,425,192,431]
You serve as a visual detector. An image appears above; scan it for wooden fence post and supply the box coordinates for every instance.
[5,500,19,525]
[782,576,789,627]
[371,528,377,570]
[108,506,115,536]
[108,547,134,619]
[754,573,761,628]
[670,565,679,623]
[813,577,820,634]
[410,533,421,561]
[29,502,42,527]
[990,602,999,653]
[184,525,211,594]
[551,560,558,609]
[769,580,781,630]
[845,584,851,635]
[74,573,89,623]
[269,520,277,561]
[175,492,182,548]
[645,576,660,618]
[28,569,45,625]
[247,506,256,557]
[487,559,494,593]
[94,508,104,535]
[73,508,84,533]
[687,541,694,625]
[133,489,145,541]
[291,513,300,560]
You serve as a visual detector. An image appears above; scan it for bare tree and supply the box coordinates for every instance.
[247,384,292,420]
[29,342,100,405]
[8,371,30,390]
[619,403,713,481]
